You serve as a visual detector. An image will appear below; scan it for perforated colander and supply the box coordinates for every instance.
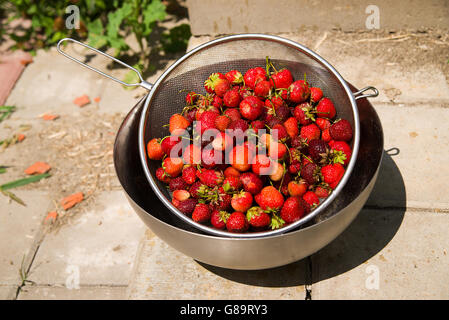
[58,34,378,238]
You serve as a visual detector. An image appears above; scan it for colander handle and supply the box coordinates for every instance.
[353,86,379,100]
[56,38,152,91]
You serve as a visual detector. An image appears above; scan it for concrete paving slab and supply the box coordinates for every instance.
[187,34,449,105]
[186,0,449,34]
[18,285,127,300]
[29,191,146,286]
[311,209,449,299]
[0,285,18,300]
[367,104,449,209]
[127,230,308,300]
[0,190,50,285]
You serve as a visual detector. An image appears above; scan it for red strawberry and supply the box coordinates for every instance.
[162,157,184,177]
[215,115,232,132]
[280,196,305,223]
[192,203,211,223]
[239,96,264,121]
[226,211,249,233]
[300,123,321,141]
[269,161,285,182]
[239,86,253,100]
[211,131,232,151]
[172,189,190,202]
[231,190,253,212]
[223,108,241,122]
[322,128,332,142]
[189,181,208,198]
[229,145,252,172]
[212,95,223,108]
[316,98,336,119]
[308,139,329,162]
[147,138,164,160]
[169,113,190,135]
[321,163,345,189]
[176,198,198,215]
[204,72,226,94]
[195,104,219,121]
[224,166,241,178]
[214,79,231,97]
[225,70,243,84]
[315,186,330,198]
[329,119,353,141]
[197,110,219,134]
[250,120,266,134]
[310,87,323,103]
[222,176,242,191]
[271,124,288,142]
[303,191,319,207]
[210,210,229,229]
[223,89,241,108]
[211,187,232,211]
[252,154,274,176]
[183,144,201,165]
[243,67,266,89]
[293,103,314,125]
[201,147,220,169]
[270,69,293,89]
[288,162,301,175]
[283,117,299,139]
[228,119,249,141]
[316,118,331,131]
[288,80,310,103]
[161,136,182,157]
[197,169,224,187]
[185,91,197,105]
[287,179,308,197]
[254,80,272,97]
[301,163,320,185]
[330,141,352,166]
[169,176,188,191]
[246,206,271,228]
[258,186,284,211]
[239,172,263,195]
[268,141,287,161]
[156,167,171,183]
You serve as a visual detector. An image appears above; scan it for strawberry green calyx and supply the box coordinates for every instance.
[330,150,347,165]
[246,206,263,221]
[270,213,285,230]
[204,73,222,92]
[219,210,230,223]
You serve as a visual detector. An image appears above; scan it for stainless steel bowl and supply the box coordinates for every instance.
[114,83,384,270]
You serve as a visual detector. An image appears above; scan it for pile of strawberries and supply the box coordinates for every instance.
[146,58,353,233]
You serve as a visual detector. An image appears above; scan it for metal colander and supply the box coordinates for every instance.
[57,34,378,239]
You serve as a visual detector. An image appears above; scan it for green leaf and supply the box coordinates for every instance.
[107,2,133,39]
[142,0,166,36]
[0,167,7,174]
[0,173,51,191]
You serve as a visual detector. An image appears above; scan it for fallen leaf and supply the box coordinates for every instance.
[73,95,90,107]
[41,114,59,121]
[24,162,51,175]
[44,211,58,223]
[60,192,83,210]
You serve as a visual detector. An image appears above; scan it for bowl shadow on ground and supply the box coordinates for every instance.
[197,152,406,287]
